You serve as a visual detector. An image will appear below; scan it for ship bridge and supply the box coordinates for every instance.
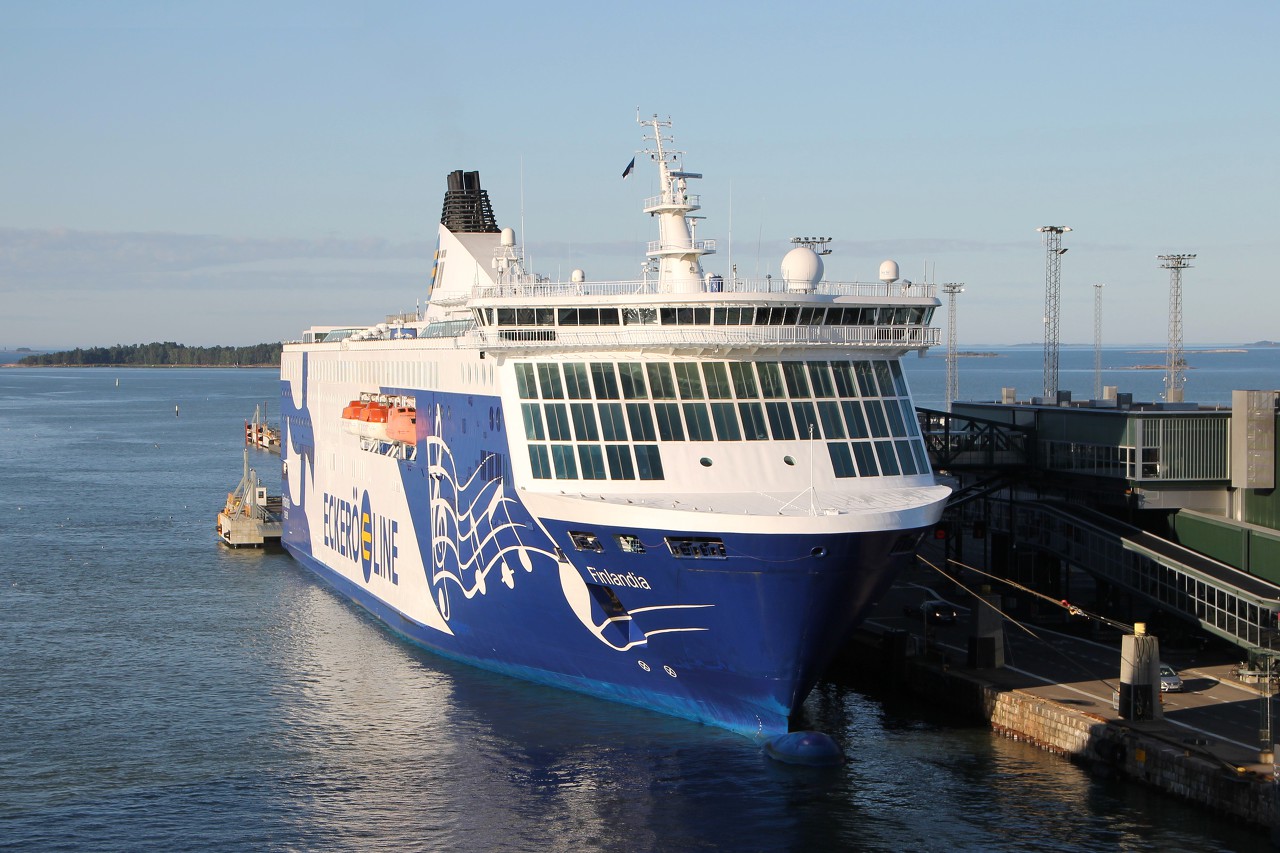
[466,278,941,354]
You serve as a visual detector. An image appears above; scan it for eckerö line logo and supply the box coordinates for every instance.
[323,488,399,585]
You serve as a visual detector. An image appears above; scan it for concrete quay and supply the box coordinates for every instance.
[837,559,1280,839]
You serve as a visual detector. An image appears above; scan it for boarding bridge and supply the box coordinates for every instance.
[917,409,1033,472]
[917,401,1280,653]
[958,498,1280,653]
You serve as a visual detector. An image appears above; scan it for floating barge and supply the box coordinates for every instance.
[217,450,282,547]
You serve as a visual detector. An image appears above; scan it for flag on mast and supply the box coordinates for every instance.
[621,157,636,179]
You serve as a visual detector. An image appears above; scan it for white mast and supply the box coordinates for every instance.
[639,115,715,294]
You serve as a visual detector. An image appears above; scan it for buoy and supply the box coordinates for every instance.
[762,731,845,766]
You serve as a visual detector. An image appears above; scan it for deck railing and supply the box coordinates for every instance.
[470,323,940,351]
[471,278,937,301]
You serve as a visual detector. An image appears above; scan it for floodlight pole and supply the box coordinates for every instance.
[1038,226,1071,398]
[943,283,964,410]
[1159,254,1195,403]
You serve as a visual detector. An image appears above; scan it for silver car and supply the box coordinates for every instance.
[1159,664,1183,692]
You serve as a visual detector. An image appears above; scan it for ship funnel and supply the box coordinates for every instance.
[440,170,500,233]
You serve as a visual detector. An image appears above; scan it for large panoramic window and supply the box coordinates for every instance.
[516,359,929,481]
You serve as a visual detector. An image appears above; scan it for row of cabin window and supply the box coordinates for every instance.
[525,432,927,483]
[521,397,922,446]
[528,443,664,481]
[481,305,933,328]
[515,359,910,404]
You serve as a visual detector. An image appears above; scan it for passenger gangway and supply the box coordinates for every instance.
[917,408,1033,471]
[957,497,1280,652]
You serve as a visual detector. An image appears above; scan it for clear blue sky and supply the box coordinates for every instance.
[2,1,1276,349]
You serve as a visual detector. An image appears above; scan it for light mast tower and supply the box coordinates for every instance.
[942,283,964,410]
[1093,283,1105,399]
[1037,226,1071,398]
[1159,253,1195,402]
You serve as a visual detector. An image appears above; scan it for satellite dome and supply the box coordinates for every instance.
[879,260,899,284]
[500,227,516,247]
[781,247,823,293]
[570,269,586,283]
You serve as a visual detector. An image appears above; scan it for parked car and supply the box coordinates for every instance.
[903,599,958,625]
[1159,664,1183,693]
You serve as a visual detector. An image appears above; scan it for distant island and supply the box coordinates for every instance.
[923,351,1001,358]
[14,341,282,367]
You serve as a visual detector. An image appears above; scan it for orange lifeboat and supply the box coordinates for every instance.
[359,401,389,424]
[341,399,365,419]
[386,406,417,444]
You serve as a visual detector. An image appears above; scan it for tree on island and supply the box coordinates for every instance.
[18,341,282,366]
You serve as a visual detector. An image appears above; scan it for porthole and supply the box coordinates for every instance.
[699,457,713,467]
[784,456,796,466]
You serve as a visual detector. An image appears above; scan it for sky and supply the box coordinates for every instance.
[2,1,1277,349]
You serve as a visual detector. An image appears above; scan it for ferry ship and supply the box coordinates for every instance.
[279,116,950,737]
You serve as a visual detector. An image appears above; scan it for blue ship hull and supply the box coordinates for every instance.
[283,525,914,737]
[280,367,923,736]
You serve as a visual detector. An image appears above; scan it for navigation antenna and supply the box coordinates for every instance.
[1093,283,1105,399]
[790,237,833,255]
[1159,253,1196,402]
[942,283,964,410]
[1037,226,1071,398]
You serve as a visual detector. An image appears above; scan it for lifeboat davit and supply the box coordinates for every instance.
[386,406,417,444]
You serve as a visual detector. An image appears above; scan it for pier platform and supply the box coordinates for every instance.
[842,546,1280,837]
[217,449,281,547]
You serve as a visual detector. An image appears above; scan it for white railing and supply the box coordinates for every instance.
[646,239,718,254]
[643,194,701,210]
[471,278,937,301]
[470,324,941,351]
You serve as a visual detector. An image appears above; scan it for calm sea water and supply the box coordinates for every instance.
[906,344,1280,410]
[1,360,1274,852]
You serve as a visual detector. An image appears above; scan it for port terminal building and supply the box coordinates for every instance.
[921,388,1280,665]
